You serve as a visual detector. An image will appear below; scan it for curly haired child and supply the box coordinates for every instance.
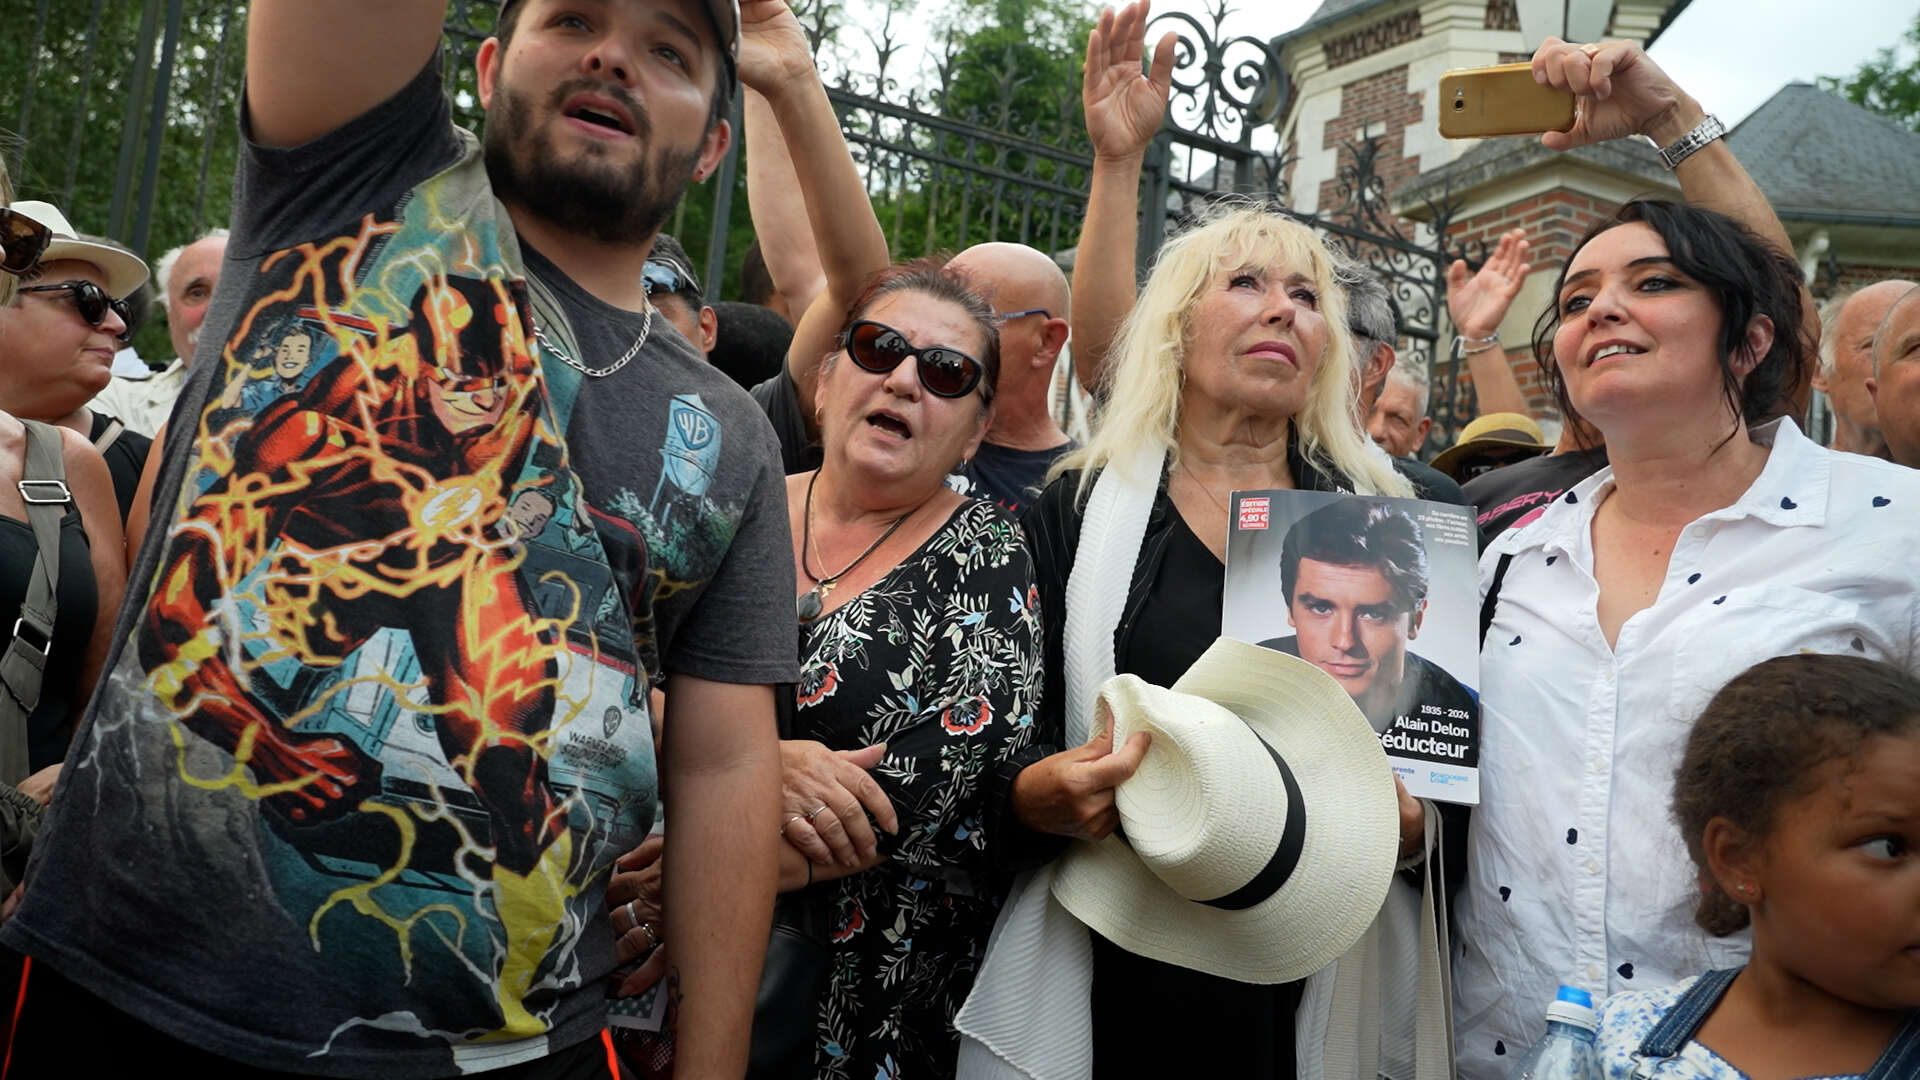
[1592,653,1920,1078]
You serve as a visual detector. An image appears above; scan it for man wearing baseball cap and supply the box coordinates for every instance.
[1,2,832,1075]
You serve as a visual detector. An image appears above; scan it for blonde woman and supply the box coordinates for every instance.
[950,8,1460,1078]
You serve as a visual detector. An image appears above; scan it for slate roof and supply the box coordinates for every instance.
[1274,0,1397,46]
[1724,82,1920,226]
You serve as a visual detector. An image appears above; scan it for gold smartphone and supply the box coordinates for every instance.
[1438,62,1576,138]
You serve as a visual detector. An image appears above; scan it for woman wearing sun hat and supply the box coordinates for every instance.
[0,201,154,524]
[0,173,130,891]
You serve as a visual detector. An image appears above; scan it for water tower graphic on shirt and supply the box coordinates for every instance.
[651,393,721,526]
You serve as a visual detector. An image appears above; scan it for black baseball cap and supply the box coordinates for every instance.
[498,0,738,84]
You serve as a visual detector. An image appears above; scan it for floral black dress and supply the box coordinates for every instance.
[794,498,1044,1080]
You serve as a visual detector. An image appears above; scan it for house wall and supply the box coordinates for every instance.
[1273,0,1685,427]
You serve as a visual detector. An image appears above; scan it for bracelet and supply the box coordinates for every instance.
[1654,113,1726,171]
[1455,334,1502,356]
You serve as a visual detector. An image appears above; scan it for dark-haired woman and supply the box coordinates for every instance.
[1454,39,1920,1078]
[768,262,1043,1079]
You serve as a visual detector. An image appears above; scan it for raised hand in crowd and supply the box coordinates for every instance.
[737,0,819,106]
[1082,1,1176,163]
[1069,0,1175,392]
[778,740,897,868]
[1445,227,1534,418]
[1447,228,1531,344]
[1010,720,1149,842]
[1530,38,1695,152]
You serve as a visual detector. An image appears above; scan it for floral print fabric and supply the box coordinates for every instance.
[794,498,1043,1079]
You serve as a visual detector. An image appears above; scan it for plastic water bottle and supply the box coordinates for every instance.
[1506,985,1602,1080]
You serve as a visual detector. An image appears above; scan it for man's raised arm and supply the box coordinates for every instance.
[247,1,447,148]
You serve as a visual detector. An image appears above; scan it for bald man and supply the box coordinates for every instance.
[943,242,1075,515]
[1816,279,1915,460]
[1867,284,1920,469]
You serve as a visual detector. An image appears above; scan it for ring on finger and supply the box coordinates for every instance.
[624,899,641,931]
[804,803,829,822]
[640,921,661,950]
[781,813,805,835]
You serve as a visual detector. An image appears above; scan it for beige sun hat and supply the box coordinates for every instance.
[1050,636,1399,985]
[7,200,150,300]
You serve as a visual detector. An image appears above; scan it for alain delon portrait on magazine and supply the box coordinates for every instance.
[1225,489,1480,804]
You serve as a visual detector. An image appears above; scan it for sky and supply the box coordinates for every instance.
[1135,0,1919,127]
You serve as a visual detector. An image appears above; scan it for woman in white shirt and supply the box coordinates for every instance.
[1453,41,1920,1080]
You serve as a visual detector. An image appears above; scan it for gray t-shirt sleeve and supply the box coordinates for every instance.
[228,56,462,257]
[665,411,800,684]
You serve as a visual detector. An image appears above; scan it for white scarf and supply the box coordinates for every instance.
[953,445,1454,1080]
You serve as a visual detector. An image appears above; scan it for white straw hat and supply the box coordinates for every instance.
[7,200,150,300]
[1050,636,1399,984]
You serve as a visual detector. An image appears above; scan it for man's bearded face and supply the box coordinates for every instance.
[483,68,705,246]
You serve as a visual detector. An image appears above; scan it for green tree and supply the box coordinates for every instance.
[1818,10,1920,132]
[2,0,246,361]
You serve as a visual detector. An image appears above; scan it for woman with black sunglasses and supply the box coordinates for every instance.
[0,166,130,886]
[747,259,1044,1077]
[0,204,154,526]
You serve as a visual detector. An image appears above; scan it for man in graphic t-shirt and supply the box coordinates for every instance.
[1,2,818,1076]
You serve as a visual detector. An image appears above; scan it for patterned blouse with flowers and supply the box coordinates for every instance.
[794,497,1044,1079]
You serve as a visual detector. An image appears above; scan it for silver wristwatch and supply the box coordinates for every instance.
[1654,113,1726,170]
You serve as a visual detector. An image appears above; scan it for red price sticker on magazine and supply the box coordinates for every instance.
[1238,497,1270,531]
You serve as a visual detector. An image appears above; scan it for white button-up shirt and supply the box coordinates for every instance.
[1453,419,1920,1078]
[91,357,187,438]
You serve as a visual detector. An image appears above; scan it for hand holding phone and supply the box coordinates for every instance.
[1438,62,1576,139]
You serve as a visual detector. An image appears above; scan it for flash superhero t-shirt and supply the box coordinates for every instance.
[3,60,795,1077]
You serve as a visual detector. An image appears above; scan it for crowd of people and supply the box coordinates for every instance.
[0,1,1915,1078]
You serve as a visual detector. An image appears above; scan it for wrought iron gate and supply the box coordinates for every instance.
[4,0,1473,439]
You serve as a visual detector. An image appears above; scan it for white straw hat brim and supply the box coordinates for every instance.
[1051,637,1399,984]
[9,200,151,300]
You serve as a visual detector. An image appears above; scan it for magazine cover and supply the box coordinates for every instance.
[1223,489,1480,805]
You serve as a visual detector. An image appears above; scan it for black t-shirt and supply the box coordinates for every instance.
[0,508,94,771]
[946,439,1075,518]
[1462,446,1610,542]
[88,410,151,524]
[751,366,822,474]
[5,58,795,1077]
[1397,454,1466,508]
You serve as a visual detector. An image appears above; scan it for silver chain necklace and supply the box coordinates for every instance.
[532,302,653,378]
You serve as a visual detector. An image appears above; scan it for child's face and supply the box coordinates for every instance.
[1751,734,1920,1009]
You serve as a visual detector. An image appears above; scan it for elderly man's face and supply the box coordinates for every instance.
[1287,557,1420,725]
[1868,288,1920,468]
[1367,375,1430,458]
[167,234,227,364]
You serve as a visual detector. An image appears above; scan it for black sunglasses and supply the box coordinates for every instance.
[18,280,132,333]
[0,208,53,276]
[841,319,985,399]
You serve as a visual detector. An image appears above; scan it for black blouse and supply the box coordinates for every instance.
[1013,439,1471,1077]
